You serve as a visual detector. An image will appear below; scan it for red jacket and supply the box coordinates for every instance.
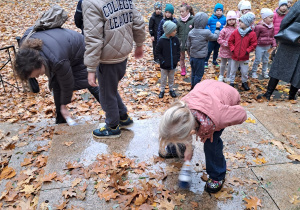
[228,29,257,61]
[254,21,276,47]
[182,80,247,132]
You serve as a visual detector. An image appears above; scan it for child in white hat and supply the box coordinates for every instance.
[251,8,276,79]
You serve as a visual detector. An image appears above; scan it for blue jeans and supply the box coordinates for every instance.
[204,129,226,181]
[190,57,205,88]
[205,41,220,63]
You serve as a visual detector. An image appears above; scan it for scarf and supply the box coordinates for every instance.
[181,13,190,22]
[238,26,251,37]
[276,8,287,16]
[263,21,273,29]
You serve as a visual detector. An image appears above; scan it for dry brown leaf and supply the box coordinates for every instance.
[42,172,57,182]
[159,198,175,210]
[0,167,16,180]
[134,194,147,206]
[20,184,35,195]
[289,195,300,205]
[62,188,76,199]
[201,172,208,182]
[271,139,285,150]
[190,201,199,208]
[287,154,300,161]
[99,188,119,201]
[79,182,88,192]
[66,162,83,170]
[138,203,153,210]
[214,190,233,200]
[4,191,18,202]
[72,178,82,188]
[75,188,86,200]
[251,148,262,158]
[63,141,74,147]
[55,200,69,210]
[244,196,262,210]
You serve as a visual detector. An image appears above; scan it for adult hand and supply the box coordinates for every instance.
[272,47,277,51]
[60,105,70,119]
[88,72,98,87]
[216,21,221,28]
[151,36,155,42]
[134,46,144,59]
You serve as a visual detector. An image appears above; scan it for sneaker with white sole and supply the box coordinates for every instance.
[263,72,269,79]
[252,72,258,79]
[93,125,121,138]
[218,75,224,82]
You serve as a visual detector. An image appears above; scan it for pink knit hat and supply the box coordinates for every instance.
[226,10,237,21]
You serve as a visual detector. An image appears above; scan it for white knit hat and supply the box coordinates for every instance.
[279,0,288,7]
[240,12,255,27]
[226,11,237,21]
[238,0,245,10]
[240,1,251,10]
[261,8,273,19]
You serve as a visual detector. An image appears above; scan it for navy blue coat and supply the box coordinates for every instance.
[157,17,178,40]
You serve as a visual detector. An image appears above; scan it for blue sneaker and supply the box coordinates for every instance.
[212,61,220,68]
[119,115,133,128]
[204,62,208,69]
[93,125,121,138]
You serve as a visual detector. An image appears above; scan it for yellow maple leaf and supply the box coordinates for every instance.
[253,157,267,165]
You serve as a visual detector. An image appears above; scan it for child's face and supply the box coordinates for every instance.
[227,19,236,26]
[239,20,247,29]
[264,15,273,25]
[279,5,288,13]
[180,7,189,18]
[288,1,292,7]
[169,29,177,37]
[155,8,162,15]
[215,9,223,17]
[165,11,172,18]
[242,9,250,14]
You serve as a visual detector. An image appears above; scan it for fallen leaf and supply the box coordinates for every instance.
[201,172,208,182]
[99,188,119,201]
[139,203,152,210]
[244,196,262,210]
[42,172,57,182]
[289,195,300,205]
[62,188,76,199]
[251,148,262,158]
[245,117,256,123]
[214,190,233,200]
[134,194,147,206]
[271,139,285,150]
[72,178,82,188]
[287,155,300,161]
[253,157,267,165]
[159,198,175,210]
[63,141,74,147]
[20,185,35,195]
[190,201,198,208]
[55,200,69,210]
[0,167,16,180]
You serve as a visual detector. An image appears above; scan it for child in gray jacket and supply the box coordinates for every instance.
[186,12,221,89]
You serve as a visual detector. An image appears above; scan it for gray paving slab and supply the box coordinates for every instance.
[252,163,300,210]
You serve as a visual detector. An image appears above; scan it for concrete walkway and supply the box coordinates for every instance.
[0,102,299,209]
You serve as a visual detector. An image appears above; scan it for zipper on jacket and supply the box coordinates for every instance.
[170,38,173,69]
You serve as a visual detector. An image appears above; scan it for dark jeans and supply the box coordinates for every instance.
[97,59,128,127]
[53,76,100,124]
[152,40,158,61]
[190,57,205,89]
[204,129,226,181]
[205,41,220,63]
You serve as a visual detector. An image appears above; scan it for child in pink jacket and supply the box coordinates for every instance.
[217,11,237,82]
[273,0,289,35]
[158,80,247,193]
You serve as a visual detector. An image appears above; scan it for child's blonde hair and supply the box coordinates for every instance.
[159,101,195,155]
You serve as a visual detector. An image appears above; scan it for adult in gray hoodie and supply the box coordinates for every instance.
[186,12,221,89]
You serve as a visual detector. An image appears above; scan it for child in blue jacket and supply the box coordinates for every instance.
[205,3,227,68]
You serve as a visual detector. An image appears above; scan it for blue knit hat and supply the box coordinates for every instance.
[154,2,162,10]
[214,3,224,12]
[163,21,177,35]
[165,4,174,14]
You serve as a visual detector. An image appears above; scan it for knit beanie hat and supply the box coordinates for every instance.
[154,2,162,10]
[240,12,255,27]
[226,10,237,21]
[261,8,273,19]
[163,21,177,35]
[165,4,174,14]
[214,3,224,12]
[240,1,251,10]
[238,0,245,10]
[279,0,288,7]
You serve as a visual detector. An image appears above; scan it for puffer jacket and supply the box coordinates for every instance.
[177,15,194,51]
[217,25,236,58]
[206,14,227,33]
[157,17,177,40]
[254,21,276,47]
[273,8,287,35]
[149,12,163,41]
[186,12,220,59]
[182,80,247,132]
[156,34,180,70]
[74,0,83,33]
[21,28,88,105]
[228,28,257,61]
[82,0,146,72]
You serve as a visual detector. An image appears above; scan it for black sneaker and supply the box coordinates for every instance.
[159,143,186,159]
[205,178,225,193]
[230,83,235,87]
[212,61,220,68]
[120,114,133,128]
[169,90,176,98]
[93,125,121,138]
[159,91,164,98]
[242,82,250,91]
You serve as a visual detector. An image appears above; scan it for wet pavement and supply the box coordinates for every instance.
[1,101,300,209]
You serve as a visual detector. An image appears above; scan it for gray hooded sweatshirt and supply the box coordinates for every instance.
[186,12,220,58]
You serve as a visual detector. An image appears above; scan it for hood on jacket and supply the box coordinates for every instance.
[194,12,208,29]
[152,12,163,18]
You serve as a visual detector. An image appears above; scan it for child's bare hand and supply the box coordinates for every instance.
[151,36,155,42]
[216,21,221,28]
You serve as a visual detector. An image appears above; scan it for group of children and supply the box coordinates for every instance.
[149,0,293,97]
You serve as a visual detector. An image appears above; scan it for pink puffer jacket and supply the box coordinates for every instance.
[273,9,287,35]
[217,26,236,58]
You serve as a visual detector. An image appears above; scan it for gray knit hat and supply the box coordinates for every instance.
[240,12,255,27]
[163,21,177,35]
